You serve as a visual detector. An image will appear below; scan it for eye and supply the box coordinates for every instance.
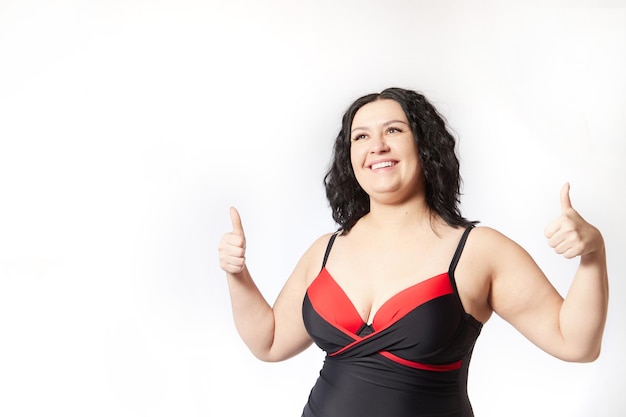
[352,133,368,141]
[386,126,402,134]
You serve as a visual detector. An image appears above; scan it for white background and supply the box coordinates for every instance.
[1,1,625,416]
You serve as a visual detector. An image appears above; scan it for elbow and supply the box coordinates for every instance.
[579,339,604,363]
[253,352,283,363]
[561,344,602,363]
[249,346,294,363]
[250,342,310,363]
[578,346,602,363]
[249,348,278,362]
[566,353,598,364]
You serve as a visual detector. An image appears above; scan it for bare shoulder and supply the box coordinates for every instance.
[467,225,526,255]
[465,225,536,269]
[470,225,511,243]
[275,231,338,303]
[296,231,339,285]
[466,225,546,295]
[455,225,532,323]
[302,232,337,259]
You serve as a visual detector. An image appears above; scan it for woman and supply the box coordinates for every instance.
[218,87,608,417]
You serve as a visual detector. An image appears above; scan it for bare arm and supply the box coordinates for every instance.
[543,183,608,360]
[218,207,315,362]
[489,184,608,362]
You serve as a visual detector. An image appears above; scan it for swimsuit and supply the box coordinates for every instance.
[301,226,482,417]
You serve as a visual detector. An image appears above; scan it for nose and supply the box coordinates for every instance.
[370,132,390,153]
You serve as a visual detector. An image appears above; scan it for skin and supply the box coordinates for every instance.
[218,99,608,363]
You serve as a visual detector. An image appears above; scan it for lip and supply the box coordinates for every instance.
[368,159,398,170]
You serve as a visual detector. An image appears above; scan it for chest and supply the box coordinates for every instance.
[324,241,457,325]
[303,268,482,361]
[319,230,492,326]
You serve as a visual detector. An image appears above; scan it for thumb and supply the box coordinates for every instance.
[560,182,573,212]
[229,206,245,236]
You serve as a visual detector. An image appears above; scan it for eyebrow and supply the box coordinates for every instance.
[351,120,410,133]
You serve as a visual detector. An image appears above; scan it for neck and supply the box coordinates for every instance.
[363,197,438,234]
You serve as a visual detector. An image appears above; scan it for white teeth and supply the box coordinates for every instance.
[371,161,395,170]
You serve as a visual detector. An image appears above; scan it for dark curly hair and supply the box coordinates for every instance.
[323,87,477,232]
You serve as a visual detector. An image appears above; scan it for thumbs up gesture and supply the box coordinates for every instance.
[219,207,247,274]
[544,183,603,259]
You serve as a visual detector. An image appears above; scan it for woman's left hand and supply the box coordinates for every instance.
[544,183,604,259]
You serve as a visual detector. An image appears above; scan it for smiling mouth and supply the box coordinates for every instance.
[371,161,396,170]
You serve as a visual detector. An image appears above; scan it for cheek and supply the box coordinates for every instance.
[349,147,367,183]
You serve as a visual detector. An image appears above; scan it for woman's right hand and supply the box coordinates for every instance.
[218,205,317,360]
[218,207,247,274]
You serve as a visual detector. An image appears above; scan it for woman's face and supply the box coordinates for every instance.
[349,99,423,205]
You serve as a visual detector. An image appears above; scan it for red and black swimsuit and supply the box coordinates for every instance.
[301,226,482,417]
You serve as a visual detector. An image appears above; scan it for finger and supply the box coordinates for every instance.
[544,219,560,239]
[560,182,572,212]
[229,207,245,236]
[546,230,562,248]
[554,238,583,260]
[220,255,246,274]
[223,254,246,270]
